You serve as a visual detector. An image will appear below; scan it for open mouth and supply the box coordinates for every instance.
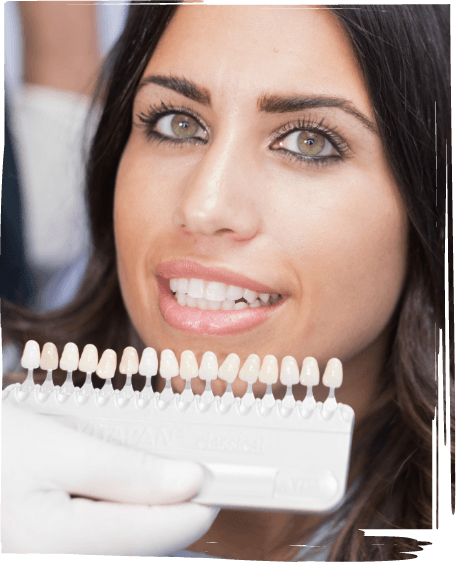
[169,278,283,311]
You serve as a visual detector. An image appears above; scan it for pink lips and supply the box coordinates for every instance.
[156,260,285,336]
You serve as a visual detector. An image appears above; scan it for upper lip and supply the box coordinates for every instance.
[156,259,281,295]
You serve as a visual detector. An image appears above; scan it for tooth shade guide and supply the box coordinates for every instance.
[21,340,40,370]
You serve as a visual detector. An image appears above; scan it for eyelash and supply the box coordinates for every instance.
[136,102,350,167]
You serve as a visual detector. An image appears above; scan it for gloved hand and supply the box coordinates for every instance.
[1,401,219,554]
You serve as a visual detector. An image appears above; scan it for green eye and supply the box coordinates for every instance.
[170,114,199,138]
[297,131,326,156]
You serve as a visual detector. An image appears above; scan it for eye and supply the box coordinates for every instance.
[272,130,338,158]
[154,113,207,141]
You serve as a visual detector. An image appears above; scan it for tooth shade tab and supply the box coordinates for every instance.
[139,348,158,377]
[239,354,261,383]
[280,356,300,386]
[259,355,279,385]
[199,351,218,381]
[180,350,199,380]
[59,342,79,372]
[79,344,99,374]
[119,346,139,375]
[300,357,320,387]
[96,349,117,379]
[160,349,179,379]
[40,342,58,371]
[21,340,40,370]
[322,358,343,388]
[218,353,240,383]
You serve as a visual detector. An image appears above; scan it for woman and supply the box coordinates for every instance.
[2,4,452,560]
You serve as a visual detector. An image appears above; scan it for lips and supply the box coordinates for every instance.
[156,260,279,294]
[156,260,286,336]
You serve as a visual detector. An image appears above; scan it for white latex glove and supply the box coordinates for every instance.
[1,401,219,554]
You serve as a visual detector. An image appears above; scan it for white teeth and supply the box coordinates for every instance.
[239,354,260,383]
[160,349,179,379]
[222,299,235,310]
[177,292,187,306]
[197,298,209,310]
[259,355,279,384]
[280,356,300,386]
[205,281,227,301]
[186,295,197,308]
[199,351,218,381]
[170,277,281,310]
[243,289,258,304]
[180,350,199,380]
[188,278,205,299]
[226,285,243,300]
[177,278,189,293]
[218,353,240,383]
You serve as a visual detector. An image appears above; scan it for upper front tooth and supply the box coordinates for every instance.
[177,278,189,293]
[226,285,243,300]
[205,281,227,301]
[243,289,258,303]
[188,278,205,299]
[259,293,270,303]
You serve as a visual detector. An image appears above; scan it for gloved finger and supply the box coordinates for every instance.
[8,404,205,504]
[42,492,219,555]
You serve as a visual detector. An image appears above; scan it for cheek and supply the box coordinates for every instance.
[270,168,408,357]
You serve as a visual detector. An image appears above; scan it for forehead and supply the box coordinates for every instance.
[145,5,372,116]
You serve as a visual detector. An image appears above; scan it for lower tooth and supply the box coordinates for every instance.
[222,299,235,310]
[197,298,209,310]
[234,302,248,310]
[186,296,197,308]
[208,300,221,310]
[250,299,261,308]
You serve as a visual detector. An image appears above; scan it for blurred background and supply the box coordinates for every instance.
[1,1,129,313]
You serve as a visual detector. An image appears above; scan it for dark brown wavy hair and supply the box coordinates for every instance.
[3,4,453,561]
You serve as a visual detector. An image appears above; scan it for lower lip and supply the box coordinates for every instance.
[157,277,285,336]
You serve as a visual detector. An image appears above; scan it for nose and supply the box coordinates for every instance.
[171,137,262,241]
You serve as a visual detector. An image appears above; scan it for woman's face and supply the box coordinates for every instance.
[114,6,408,413]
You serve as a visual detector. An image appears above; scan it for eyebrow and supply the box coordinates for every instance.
[137,74,377,134]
